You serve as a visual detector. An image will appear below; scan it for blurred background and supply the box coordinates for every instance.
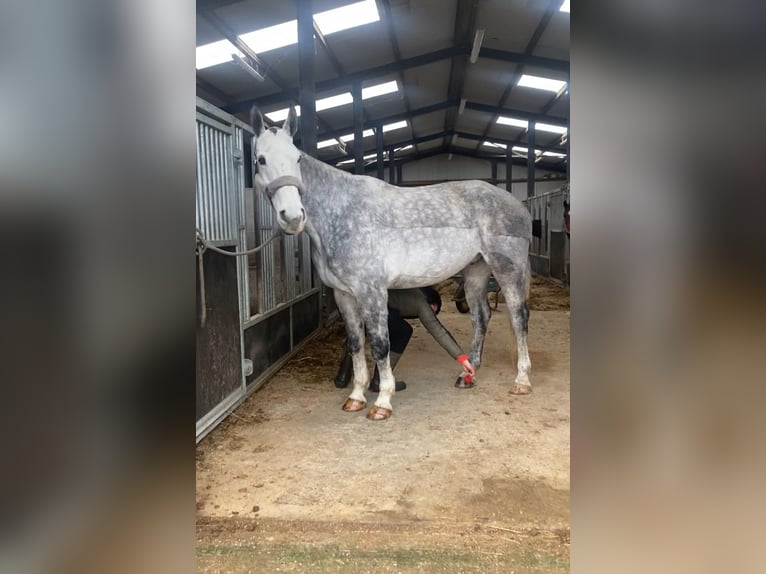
[0,0,764,572]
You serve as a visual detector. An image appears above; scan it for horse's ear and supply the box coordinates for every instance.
[283,106,298,138]
[250,105,265,137]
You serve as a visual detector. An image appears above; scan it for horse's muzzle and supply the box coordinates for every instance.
[279,209,306,235]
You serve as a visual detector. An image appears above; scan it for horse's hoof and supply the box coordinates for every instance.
[342,398,366,412]
[510,383,532,395]
[366,405,392,420]
[455,375,475,389]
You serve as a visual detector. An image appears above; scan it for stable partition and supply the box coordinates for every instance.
[196,98,325,442]
[523,184,570,283]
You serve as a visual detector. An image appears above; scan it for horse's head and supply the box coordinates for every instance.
[250,105,306,235]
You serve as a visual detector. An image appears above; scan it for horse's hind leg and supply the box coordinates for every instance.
[483,237,532,394]
[334,289,368,411]
[461,259,492,382]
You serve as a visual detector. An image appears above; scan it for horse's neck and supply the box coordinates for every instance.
[299,156,348,230]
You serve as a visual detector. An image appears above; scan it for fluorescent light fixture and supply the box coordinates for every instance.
[339,130,375,142]
[239,20,298,54]
[535,123,568,134]
[232,54,264,81]
[560,0,570,14]
[382,120,408,133]
[196,39,243,69]
[517,74,567,93]
[470,29,485,63]
[458,98,466,115]
[543,151,567,158]
[314,0,380,35]
[497,116,529,129]
[317,139,338,149]
[362,80,398,99]
[482,141,507,150]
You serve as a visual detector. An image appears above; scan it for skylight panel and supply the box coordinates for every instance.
[496,116,529,129]
[482,141,507,149]
[512,146,542,156]
[339,130,375,142]
[238,20,298,54]
[517,74,567,93]
[362,81,398,99]
[336,151,379,166]
[395,145,413,152]
[382,120,408,133]
[314,0,380,35]
[316,92,354,111]
[317,139,340,149]
[535,123,568,134]
[264,106,301,122]
[560,0,570,14]
[543,151,567,158]
[196,39,243,69]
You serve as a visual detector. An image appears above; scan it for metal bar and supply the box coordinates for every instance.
[527,121,536,198]
[298,0,317,156]
[376,124,384,179]
[226,46,463,114]
[379,0,418,150]
[319,100,457,141]
[477,48,569,74]
[505,146,513,192]
[490,159,498,185]
[352,82,364,174]
[443,0,477,150]
[312,19,344,76]
[388,148,395,182]
[463,101,567,127]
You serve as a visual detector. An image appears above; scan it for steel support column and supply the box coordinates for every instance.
[352,81,364,174]
[297,0,316,156]
[376,124,385,179]
[506,146,513,192]
[527,122,536,198]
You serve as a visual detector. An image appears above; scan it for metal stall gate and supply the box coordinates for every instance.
[523,184,570,283]
[196,98,324,442]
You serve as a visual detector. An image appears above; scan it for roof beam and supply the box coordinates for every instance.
[326,128,566,164]
[479,48,569,75]
[225,46,463,114]
[222,44,569,116]
[380,0,419,152]
[316,100,458,141]
[444,0,480,151]
[472,0,564,152]
[463,101,567,126]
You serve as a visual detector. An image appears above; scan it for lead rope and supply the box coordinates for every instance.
[196,227,281,328]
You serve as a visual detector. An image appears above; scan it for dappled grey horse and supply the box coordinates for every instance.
[251,106,532,420]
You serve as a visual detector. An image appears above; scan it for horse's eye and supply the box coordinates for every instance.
[258,156,266,165]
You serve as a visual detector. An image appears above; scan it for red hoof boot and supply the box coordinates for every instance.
[455,374,475,389]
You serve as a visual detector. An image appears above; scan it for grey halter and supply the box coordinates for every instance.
[264,175,306,200]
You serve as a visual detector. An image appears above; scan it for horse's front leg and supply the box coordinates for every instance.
[361,292,396,421]
[334,290,368,412]
[461,261,492,384]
